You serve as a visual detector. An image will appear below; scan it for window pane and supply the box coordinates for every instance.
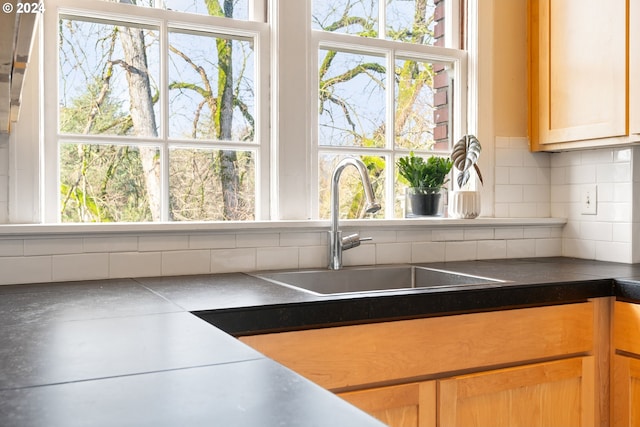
[318,50,386,148]
[312,0,378,37]
[168,31,255,142]
[386,0,439,45]
[59,19,160,137]
[169,148,255,220]
[163,0,249,20]
[60,144,159,222]
[318,153,385,220]
[395,58,449,151]
[96,0,250,20]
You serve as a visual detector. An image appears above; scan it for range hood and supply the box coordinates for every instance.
[0,1,39,134]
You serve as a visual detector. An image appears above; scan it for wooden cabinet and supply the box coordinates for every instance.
[338,382,436,427]
[612,301,640,426]
[439,357,594,427]
[240,302,602,426]
[612,355,640,426]
[528,0,640,151]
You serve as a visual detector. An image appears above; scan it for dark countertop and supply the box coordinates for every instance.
[1,256,639,426]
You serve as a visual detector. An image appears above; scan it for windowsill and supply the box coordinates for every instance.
[0,217,567,237]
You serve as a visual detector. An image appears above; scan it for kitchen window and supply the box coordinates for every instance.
[43,0,269,222]
[279,0,467,220]
[41,0,467,223]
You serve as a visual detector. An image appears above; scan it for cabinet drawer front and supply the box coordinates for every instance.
[614,301,640,354]
[439,356,594,427]
[240,303,594,390]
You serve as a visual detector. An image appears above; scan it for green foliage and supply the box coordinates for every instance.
[396,152,452,190]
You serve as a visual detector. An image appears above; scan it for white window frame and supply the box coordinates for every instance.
[41,0,270,222]
[273,0,468,220]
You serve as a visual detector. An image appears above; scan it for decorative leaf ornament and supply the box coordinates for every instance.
[451,134,484,189]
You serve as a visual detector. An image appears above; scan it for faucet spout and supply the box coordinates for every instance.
[328,157,381,270]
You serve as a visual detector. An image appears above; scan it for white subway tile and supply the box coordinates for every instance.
[595,241,632,263]
[256,247,298,270]
[211,248,256,273]
[24,238,84,256]
[396,229,432,243]
[139,235,189,252]
[236,233,280,248]
[582,148,613,165]
[510,167,538,185]
[189,233,236,249]
[109,252,162,279]
[507,203,539,218]
[509,137,529,149]
[343,244,375,266]
[350,229,396,244]
[53,253,109,282]
[279,232,323,247]
[494,167,509,185]
[495,185,523,203]
[493,204,509,218]
[506,239,536,258]
[495,148,523,167]
[566,164,596,184]
[580,221,612,242]
[523,227,552,239]
[535,239,562,257]
[83,236,138,253]
[432,229,464,242]
[614,148,632,163]
[445,241,477,261]
[411,242,446,263]
[523,152,551,169]
[612,223,633,243]
[0,256,52,285]
[464,228,494,241]
[494,136,510,148]
[495,227,524,240]
[563,238,596,260]
[162,250,211,276]
[523,185,549,202]
[0,239,23,256]
[299,246,327,269]
[476,240,507,259]
[376,242,411,264]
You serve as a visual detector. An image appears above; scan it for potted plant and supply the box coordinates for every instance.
[449,134,484,218]
[397,152,453,216]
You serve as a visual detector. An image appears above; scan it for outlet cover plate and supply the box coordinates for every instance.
[581,184,597,215]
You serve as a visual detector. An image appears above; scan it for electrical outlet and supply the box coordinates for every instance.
[581,184,597,215]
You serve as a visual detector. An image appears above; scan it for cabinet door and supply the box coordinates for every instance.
[438,357,595,427]
[531,0,626,147]
[612,355,640,426]
[338,381,435,427]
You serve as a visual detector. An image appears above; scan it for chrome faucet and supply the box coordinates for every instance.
[328,157,381,270]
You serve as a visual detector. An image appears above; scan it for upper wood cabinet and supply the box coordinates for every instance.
[528,0,640,151]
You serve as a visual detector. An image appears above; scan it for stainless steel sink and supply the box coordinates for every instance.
[253,265,504,295]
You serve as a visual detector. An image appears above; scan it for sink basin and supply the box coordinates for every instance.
[253,265,504,295]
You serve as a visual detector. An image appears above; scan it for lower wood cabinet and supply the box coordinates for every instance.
[240,301,602,426]
[612,355,640,426]
[613,301,640,426]
[337,357,594,427]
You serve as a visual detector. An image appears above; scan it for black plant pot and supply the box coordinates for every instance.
[407,188,442,216]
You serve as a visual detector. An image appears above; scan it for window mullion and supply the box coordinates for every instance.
[160,20,170,222]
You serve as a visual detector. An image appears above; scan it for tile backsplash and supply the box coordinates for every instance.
[0,223,563,285]
[550,147,638,263]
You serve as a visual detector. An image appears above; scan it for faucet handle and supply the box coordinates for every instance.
[341,233,373,250]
